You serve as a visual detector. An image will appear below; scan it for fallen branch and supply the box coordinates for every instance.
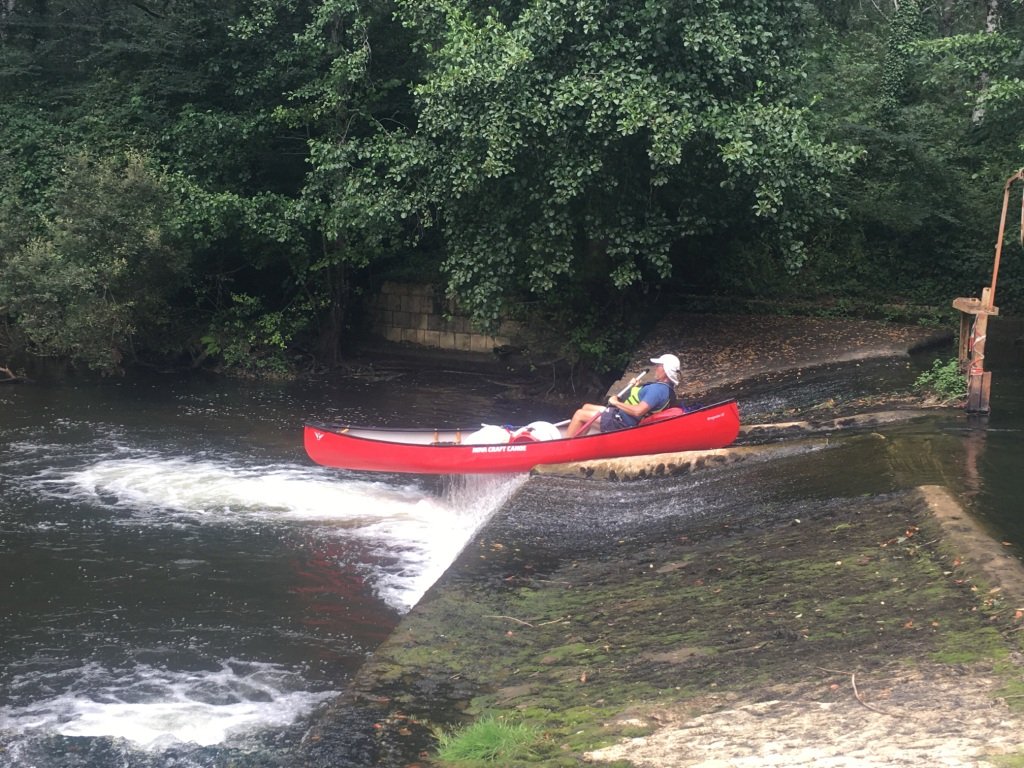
[851,673,892,715]
[0,365,19,382]
[485,615,536,628]
[484,614,569,628]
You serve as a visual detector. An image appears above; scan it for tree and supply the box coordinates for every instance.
[283,0,428,364]
[798,0,1024,312]
[0,152,190,372]
[382,0,855,338]
[0,0,327,371]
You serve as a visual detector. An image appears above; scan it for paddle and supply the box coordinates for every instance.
[573,368,649,437]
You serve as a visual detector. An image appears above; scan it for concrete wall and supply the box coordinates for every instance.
[366,282,520,354]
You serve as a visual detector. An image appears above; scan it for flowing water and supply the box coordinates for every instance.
[1,328,1023,767]
[0,366,563,767]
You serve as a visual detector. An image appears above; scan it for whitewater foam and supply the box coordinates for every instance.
[4,446,526,752]
[31,453,526,610]
[0,659,333,749]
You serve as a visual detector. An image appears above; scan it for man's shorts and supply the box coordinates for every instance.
[600,408,631,432]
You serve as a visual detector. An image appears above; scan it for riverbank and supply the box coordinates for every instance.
[618,310,952,404]
[298,313,1024,768]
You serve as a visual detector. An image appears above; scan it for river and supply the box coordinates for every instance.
[1,327,1022,767]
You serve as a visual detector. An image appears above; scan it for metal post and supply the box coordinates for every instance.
[966,289,993,414]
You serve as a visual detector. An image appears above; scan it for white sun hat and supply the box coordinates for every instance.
[650,353,681,384]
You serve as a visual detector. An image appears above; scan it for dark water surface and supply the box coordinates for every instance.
[0,367,562,766]
[1,329,1023,767]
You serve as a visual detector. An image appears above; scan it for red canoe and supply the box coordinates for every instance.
[304,400,740,475]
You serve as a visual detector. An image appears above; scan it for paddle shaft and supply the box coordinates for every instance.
[614,368,649,400]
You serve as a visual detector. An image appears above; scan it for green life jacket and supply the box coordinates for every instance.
[624,382,671,413]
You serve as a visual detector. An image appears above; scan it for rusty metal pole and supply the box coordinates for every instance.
[988,169,1024,305]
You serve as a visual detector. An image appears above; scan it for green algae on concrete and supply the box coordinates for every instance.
[307,483,1024,767]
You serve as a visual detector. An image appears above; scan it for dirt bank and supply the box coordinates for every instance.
[625,312,952,399]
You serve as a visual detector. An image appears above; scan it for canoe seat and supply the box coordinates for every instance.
[641,406,685,425]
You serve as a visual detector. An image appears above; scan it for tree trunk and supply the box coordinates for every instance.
[879,0,924,120]
[971,0,1000,125]
[939,0,956,36]
[315,259,349,369]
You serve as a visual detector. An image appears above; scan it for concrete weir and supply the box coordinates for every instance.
[298,460,1024,767]
[297,315,1023,766]
[921,484,1024,608]
[533,409,936,482]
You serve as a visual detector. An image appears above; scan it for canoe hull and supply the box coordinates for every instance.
[304,400,740,475]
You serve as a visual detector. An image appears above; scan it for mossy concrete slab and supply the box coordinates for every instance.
[298,479,1024,767]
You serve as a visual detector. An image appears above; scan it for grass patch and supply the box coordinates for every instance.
[435,714,542,765]
[931,623,1009,665]
[995,673,1024,714]
[987,754,1024,768]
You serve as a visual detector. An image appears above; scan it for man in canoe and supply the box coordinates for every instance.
[565,354,681,438]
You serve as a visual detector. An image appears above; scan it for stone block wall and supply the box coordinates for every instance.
[366,282,520,353]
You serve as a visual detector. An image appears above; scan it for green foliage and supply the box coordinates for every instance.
[200,293,308,376]
[914,23,1024,130]
[0,0,325,374]
[0,151,190,372]
[4,0,1024,377]
[878,0,925,117]
[434,715,541,765]
[913,358,967,403]
[795,0,1024,313]
[389,0,856,332]
[510,295,638,375]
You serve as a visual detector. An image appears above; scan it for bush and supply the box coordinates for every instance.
[200,293,307,377]
[0,150,189,373]
[913,358,967,403]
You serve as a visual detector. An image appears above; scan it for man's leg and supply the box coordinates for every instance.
[566,403,603,438]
